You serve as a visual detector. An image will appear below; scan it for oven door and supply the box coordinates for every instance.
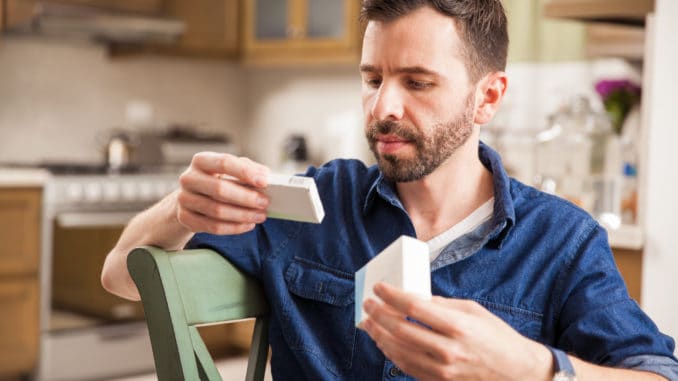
[40,210,156,381]
[51,211,145,323]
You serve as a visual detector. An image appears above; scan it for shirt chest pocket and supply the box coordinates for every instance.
[477,299,544,340]
[282,257,356,376]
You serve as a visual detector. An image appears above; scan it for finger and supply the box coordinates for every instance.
[177,190,267,224]
[432,295,486,315]
[177,204,256,235]
[364,298,460,363]
[180,170,269,210]
[373,283,468,336]
[362,318,451,381]
[191,152,270,188]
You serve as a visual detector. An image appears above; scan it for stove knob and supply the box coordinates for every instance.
[66,183,84,202]
[103,183,120,202]
[121,182,137,201]
[139,182,154,200]
[85,183,102,202]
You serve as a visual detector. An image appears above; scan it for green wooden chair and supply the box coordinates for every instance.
[127,246,270,381]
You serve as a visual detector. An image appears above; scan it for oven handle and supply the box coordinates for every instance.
[56,212,137,228]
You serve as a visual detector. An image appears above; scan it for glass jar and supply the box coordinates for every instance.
[534,95,621,228]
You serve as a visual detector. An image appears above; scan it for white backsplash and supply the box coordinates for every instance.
[241,66,369,170]
[0,38,246,164]
[0,37,640,176]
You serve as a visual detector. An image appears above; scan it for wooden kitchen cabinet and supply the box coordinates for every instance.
[242,0,363,65]
[0,278,40,379]
[161,0,239,57]
[110,0,240,58]
[0,0,4,43]
[0,188,41,379]
[0,188,41,277]
[542,0,654,60]
[612,247,642,303]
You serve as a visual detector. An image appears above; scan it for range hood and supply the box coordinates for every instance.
[5,2,185,45]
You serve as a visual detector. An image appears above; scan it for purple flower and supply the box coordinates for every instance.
[595,79,641,101]
[594,79,641,135]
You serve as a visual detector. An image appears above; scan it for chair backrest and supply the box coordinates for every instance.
[127,246,270,381]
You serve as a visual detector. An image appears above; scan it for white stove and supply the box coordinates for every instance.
[37,165,181,381]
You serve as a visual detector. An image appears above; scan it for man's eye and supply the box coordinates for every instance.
[408,80,432,90]
[364,78,382,88]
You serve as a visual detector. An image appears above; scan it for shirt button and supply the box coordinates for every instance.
[389,366,404,377]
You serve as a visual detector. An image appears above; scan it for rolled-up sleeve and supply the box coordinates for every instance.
[553,224,678,375]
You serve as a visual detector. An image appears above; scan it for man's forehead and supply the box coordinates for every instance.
[360,7,466,73]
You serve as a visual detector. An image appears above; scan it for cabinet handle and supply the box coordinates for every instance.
[56,212,135,227]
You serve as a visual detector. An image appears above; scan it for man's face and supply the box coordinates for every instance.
[360,6,477,182]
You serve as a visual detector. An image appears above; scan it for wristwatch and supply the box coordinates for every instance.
[546,345,577,381]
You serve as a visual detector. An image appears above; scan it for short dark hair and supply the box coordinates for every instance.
[361,0,508,82]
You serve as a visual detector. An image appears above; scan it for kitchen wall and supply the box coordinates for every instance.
[0,36,638,176]
[241,66,369,170]
[0,37,246,164]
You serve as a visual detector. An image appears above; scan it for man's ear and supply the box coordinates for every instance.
[473,71,508,125]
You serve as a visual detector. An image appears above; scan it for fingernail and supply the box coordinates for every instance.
[364,299,375,313]
[374,283,385,294]
[257,197,268,208]
[255,213,267,223]
[253,176,264,187]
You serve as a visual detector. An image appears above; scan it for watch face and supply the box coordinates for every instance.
[553,371,577,381]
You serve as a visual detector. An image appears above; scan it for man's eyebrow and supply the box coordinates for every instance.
[359,64,379,73]
[359,64,440,76]
[395,66,440,76]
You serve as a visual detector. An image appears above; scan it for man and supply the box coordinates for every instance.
[102,1,678,380]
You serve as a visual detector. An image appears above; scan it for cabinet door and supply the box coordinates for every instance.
[110,0,239,58]
[164,0,239,56]
[243,0,362,65]
[2,0,35,31]
[52,225,144,320]
[0,189,41,277]
[0,277,39,377]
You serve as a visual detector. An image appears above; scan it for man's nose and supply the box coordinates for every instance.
[370,82,405,121]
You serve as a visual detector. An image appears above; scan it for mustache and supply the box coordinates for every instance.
[366,120,419,141]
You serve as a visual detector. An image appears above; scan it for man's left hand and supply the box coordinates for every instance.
[361,282,552,381]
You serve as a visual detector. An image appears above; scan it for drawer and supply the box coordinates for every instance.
[0,188,41,276]
[0,277,40,376]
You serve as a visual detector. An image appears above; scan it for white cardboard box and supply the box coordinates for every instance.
[354,235,431,326]
[220,173,325,224]
[263,174,325,224]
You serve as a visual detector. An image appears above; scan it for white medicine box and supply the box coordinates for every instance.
[355,235,431,326]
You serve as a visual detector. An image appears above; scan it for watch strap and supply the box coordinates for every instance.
[546,345,576,379]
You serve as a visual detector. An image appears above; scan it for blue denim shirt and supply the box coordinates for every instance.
[186,143,678,380]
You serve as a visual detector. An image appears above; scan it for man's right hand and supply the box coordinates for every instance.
[176,152,271,236]
[101,152,270,301]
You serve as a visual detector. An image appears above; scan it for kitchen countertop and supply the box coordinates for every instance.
[0,166,646,250]
[0,167,50,187]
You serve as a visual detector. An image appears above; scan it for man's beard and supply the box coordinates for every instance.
[365,92,475,182]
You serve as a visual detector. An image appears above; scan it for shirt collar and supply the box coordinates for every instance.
[362,141,515,248]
